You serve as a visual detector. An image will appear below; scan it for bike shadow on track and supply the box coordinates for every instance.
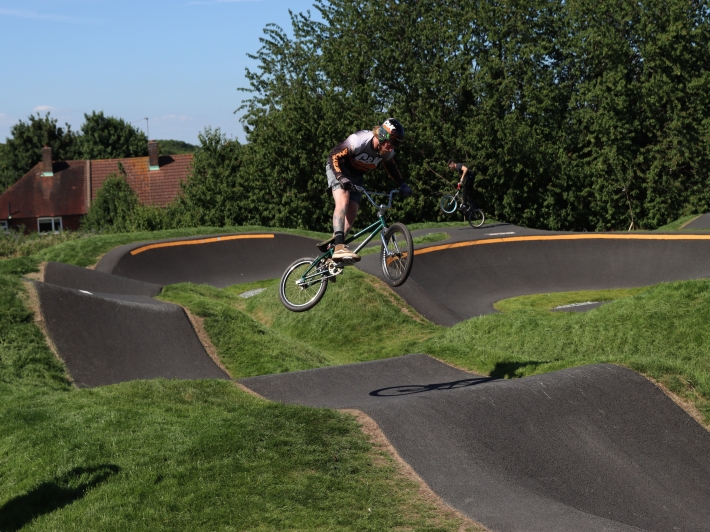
[370,376,494,397]
[369,359,549,396]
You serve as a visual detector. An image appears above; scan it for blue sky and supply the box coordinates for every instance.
[0,0,320,144]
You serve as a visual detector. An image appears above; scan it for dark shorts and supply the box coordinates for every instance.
[326,165,364,204]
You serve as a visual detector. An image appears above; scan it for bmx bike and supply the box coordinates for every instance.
[439,189,485,228]
[279,185,414,312]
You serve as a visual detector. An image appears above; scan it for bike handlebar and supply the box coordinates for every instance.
[353,185,399,210]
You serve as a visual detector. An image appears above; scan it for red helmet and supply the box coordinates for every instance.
[378,118,405,146]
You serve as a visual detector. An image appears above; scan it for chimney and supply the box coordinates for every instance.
[42,146,53,176]
[148,140,159,170]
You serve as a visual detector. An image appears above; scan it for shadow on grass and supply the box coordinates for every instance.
[490,361,549,379]
[370,376,494,397]
[0,464,120,531]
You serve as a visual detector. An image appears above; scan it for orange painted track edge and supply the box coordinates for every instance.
[414,233,710,256]
[130,234,275,255]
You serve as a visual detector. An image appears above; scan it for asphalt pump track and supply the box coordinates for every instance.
[30,226,710,530]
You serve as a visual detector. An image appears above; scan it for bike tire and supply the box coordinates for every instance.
[467,208,485,228]
[381,222,414,287]
[439,195,457,214]
[279,257,328,312]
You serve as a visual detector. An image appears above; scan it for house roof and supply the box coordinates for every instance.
[0,160,86,219]
[90,154,193,207]
[0,152,194,222]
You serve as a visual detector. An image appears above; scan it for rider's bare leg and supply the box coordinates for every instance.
[332,188,361,262]
[332,188,360,237]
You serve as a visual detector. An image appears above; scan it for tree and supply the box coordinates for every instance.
[0,113,76,192]
[158,139,197,155]
[74,111,148,160]
[171,128,260,227]
[231,0,710,232]
[82,165,140,232]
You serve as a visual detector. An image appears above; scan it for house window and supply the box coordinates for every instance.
[0,221,7,232]
[38,217,62,234]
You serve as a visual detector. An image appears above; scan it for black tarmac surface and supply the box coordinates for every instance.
[241,355,710,531]
[95,232,318,287]
[683,213,710,230]
[35,262,228,388]
[360,225,710,324]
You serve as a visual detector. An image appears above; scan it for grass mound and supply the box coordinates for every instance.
[0,227,478,531]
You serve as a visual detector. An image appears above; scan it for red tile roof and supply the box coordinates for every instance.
[0,152,193,226]
[0,160,87,218]
[90,154,193,207]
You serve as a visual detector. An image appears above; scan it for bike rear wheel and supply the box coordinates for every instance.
[381,222,414,287]
[467,208,485,228]
[439,195,457,214]
[279,257,328,312]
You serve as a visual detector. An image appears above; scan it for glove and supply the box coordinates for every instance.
[399,182,412,198]
[338,176,353,192]
[457,183,462,190]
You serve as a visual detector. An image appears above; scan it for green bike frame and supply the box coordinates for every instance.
[297,216,389,287]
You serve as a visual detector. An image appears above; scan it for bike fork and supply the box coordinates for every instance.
[380,229,401,257]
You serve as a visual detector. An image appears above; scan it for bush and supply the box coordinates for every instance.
[82,169,140,232]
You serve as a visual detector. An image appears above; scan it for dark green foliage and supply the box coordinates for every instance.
[0,113,76,192]
[74,111,148,160]
[170,128,263,227]
[221,0,710,232]
[82,169,140,232]
[157,139,197,155]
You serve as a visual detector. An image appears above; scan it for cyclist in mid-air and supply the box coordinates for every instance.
[448,159,475,212]
[325,118,412,263]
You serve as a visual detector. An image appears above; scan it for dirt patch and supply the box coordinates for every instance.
[341,408,488,532]
[234,381,266,399]
[87,252,107,270]
[363,276,431,325]
[647,374,710,432]
[179,306,233,378]
[23,261,47,282]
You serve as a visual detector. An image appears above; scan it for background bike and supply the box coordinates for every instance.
[439,188,485,228]
[279,186,414,312]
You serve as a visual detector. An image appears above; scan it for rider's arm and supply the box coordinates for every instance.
[328,141,350,181]
[456,164,469,184]
[383,158,405,185]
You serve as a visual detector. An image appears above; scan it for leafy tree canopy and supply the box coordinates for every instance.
[227,0,710,232]
[158,139,198,155]
[74,111,148,160]
[0,113,76,192]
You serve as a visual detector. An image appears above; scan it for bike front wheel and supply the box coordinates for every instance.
[439,195,457,214]
[279,257,328,312]
[467,209,485,228]
[381,222,414,287]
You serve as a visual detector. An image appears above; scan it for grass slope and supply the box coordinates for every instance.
[0,228,478,531]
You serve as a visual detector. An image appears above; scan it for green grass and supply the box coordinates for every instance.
[0,228,476,532]
[494,288,648,312]
[1,380,472,531]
